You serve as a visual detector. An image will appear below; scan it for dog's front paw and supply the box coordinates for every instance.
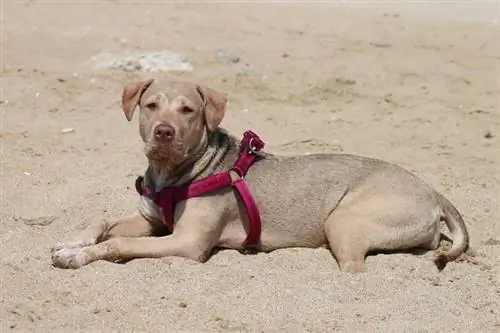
[50,239,95,253]
[51,247,89,269]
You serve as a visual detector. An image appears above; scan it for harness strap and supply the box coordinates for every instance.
[135,130,264,249]
[232,179,261,247]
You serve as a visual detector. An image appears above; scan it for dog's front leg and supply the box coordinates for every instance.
[51,196,227,269]
[51,213,156,254]
[52,232,214,269]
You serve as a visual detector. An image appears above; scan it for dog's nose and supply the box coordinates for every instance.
[154,124,175,142]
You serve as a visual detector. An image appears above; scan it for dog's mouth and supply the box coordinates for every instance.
[144,139,186,167]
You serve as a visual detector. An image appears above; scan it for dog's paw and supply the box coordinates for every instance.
[51,247,89,269]
[50,239,95,253]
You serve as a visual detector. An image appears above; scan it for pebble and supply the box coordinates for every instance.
[17,215,58,226]
[335,76,356,85]
[484,131,494,139]
[61,128,75,133]
[215,49,241,64]
[370,42,392,48]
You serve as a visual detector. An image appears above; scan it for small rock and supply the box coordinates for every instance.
[61,128,75,134]
[23,172,31,176]
[215,50,240,64]
[469,109,489,115]
[120,38,128,44]
[282,52,290,58]
[484,132,494,139]
[93,308,100,314]
[370,42,392,48]
[57,78,66,83]
[429,277,441,286]
[485,238,500,245]
[383,94,397,105]
[335,77,356,85]
[35,92,40,98]
[178,302,187,308]
[0,100,7,105]
[17,215,58,226]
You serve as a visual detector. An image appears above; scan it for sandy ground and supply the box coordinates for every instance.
[1,1,500,332]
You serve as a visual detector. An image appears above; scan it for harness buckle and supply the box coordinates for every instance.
[248,137,258,155]
[243,130,265,155]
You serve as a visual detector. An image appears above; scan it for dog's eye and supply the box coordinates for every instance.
[180,106,194,114]
[145,102,158,111]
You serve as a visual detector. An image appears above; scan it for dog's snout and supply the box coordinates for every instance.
[154,124,175,142]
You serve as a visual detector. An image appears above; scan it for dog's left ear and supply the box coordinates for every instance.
[121,79,154,121]
[196,85,228,132]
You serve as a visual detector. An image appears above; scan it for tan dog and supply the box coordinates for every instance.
[51,78,470,273]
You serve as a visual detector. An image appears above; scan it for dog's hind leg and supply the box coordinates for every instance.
[324,194,441,273]
[324,209,371,273]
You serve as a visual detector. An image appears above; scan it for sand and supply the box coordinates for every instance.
[1,1,499,332]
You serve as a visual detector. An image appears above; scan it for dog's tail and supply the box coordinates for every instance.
[434,193,470,271]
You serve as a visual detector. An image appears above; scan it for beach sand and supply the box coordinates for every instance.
[1,1,499,332]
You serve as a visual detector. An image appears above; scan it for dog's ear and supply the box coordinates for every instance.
[121,79,154,121]
[196,85,228,131]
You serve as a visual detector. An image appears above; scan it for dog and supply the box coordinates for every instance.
[51,77,470,273]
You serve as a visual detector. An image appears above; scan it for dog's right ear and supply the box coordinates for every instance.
[121,79,154,121]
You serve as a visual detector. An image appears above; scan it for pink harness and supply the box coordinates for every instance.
[135,130,265,249]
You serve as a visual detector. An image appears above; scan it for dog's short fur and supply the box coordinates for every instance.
[51,78,470,273]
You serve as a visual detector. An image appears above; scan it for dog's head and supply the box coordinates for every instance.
[121,78,228,169]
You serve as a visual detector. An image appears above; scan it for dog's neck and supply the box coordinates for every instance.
[146,129,239,192]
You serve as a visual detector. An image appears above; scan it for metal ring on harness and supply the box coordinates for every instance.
[248,137,258,155]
